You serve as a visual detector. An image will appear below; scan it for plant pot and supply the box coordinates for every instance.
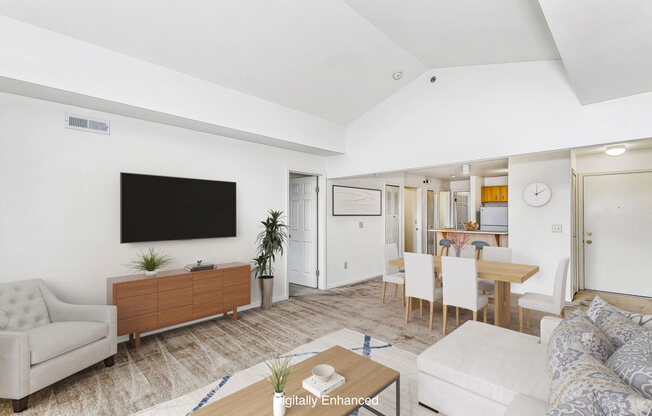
[259,276,274,311]
[144,270,157,277]
[273,391,286,416]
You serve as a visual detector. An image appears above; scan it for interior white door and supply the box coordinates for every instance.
[289,176,318,288]
[385,185,400,248]
[404,187,418,253]
[584,172,652,297]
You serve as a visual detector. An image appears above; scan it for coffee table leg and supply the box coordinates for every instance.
[396,376,400,416]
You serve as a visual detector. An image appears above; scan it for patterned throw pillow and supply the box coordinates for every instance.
[587,297,645,348]
[588,295,652,330]
[548,309,615,370]
[606,329,652,400]
[547,343,652,415]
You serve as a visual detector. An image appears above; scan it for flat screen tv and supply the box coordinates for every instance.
[121,173,236,243]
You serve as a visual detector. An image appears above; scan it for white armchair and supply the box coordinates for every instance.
[0,279,117,412]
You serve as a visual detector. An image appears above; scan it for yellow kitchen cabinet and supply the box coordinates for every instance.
[481,186,508,202]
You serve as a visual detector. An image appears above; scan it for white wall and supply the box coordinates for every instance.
[329,60,652,178]
[0,92,326,307]
[575,147,652,173]
[484,176,509,186]
[508,152,572,300]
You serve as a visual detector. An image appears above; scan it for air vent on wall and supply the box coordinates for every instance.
[65,113,110,135]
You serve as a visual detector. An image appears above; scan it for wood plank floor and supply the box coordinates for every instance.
[0,277,548,416]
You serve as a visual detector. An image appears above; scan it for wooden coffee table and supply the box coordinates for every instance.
[193,345,400,415]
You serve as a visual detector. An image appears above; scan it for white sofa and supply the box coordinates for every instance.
[0,279,117,412]
[417,317,562,415]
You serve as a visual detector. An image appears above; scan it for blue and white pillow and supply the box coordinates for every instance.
[588,295,652,330]
[607,329,652,400]
[586,297,646,348]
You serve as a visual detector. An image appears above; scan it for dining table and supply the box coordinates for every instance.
[389,256,539,327]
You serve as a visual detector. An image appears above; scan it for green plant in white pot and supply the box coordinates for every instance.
[254,210,288,310]
[266,355,292,416]
[130,248,173,277]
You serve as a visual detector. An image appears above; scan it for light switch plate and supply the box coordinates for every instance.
[344,262,348,269]
[359,222,364,228]
[552,224,562,233]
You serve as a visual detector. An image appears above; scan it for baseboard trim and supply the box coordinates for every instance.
[326,274,380,289]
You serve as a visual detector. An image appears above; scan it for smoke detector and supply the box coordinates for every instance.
[392,71,403,80]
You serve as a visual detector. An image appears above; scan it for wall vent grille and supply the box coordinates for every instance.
[65,113,110,135]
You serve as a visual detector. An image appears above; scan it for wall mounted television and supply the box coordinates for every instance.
[120,173,236,243]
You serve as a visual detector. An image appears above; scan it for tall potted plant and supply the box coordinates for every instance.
[253,210,288,310]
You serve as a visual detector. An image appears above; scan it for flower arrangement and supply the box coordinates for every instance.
[449,232,472,257]
[464,220,478,231]
[266,355,292,393]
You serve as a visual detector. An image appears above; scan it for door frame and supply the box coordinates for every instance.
[285,168,327,298]
[576,168,652,294]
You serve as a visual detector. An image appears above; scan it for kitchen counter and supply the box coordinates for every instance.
[429,229,508,254]
[428,229,508,235]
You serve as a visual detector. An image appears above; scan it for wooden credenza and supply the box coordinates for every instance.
[107,262,251,348]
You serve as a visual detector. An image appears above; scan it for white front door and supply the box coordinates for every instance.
[289,176,318,287]
[583,171,652,297]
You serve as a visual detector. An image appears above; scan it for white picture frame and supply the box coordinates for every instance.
[332,185,382,216]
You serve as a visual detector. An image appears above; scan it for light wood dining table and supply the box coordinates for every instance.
[389,256,539,327]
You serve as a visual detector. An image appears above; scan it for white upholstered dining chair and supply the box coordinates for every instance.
[404,253,443,330]
[382,243,405,306]
[478,246,512,294]
[518,257,569,332]
[441,256,488,334]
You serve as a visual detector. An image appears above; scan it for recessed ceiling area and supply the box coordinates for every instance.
[407,159,509,180]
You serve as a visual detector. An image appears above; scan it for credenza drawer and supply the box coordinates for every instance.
[222,268,250,288]
[158,287,192,311]
[116,279,157,300]
[223,283,250,305]
[117,293,157,320]
[158,274,192,292]
[158,306,193,327]
[191,269,222,281]
[193,275,222,293]
[118,313,157,336]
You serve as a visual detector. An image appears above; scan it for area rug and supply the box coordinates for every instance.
[135,328,434,416]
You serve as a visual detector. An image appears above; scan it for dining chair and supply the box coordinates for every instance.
[441,256,488,334]
[517,257,570,332]
[479,246,512,294]
[404,253,443,330]
[382,243,405,306]
[438,239,452,256]
[471,240,490,259]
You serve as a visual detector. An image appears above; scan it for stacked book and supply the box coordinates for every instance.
[302,373,345,398]
[184,263,215,272]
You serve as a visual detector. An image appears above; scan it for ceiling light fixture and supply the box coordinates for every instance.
[450,174,456,178]
[604,146,626,157]
[392,71,403,80]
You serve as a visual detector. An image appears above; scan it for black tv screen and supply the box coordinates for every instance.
[120,173,236,243]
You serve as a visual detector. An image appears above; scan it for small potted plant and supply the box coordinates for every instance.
[449,232,472,257]
[130,248,173,276]
[464,220,478,231]
[253,210,288,310]
[265,355,292,416]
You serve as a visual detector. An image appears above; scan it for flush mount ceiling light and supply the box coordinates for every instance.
[392,71,403,80]
[604,145,626,157]
[450,174,456,178]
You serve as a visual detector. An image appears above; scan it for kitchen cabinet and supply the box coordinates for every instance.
[481,186,508,202]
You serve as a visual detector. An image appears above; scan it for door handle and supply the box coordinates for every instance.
[586,240,592,244]
[586,232,592,236]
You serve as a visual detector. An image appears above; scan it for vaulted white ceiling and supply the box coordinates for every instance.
[0,0,650,126]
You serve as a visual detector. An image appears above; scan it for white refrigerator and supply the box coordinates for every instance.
[480,207,508,231]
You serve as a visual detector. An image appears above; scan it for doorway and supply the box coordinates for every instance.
[288,174,318,288]
[453,191,469,229]
[427,190,436,254]
[583,171,652,297]
[404,187,418,253]
[385,185,400,248]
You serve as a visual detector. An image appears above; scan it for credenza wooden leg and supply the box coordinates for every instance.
[134,333,141,349]
[129,333,134,343]
[233,308,238,321]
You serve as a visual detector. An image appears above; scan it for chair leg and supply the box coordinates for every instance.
[381,282,387,302]
[484,305,488,323]
[560,308,565,318]
[442,304,447,335]
[526,309,530,329]
[405,297,411,323]
[429,301,434,331]
[519,307,524,332]
[455,307,460,326]
[420,299,423,316]
[473,311,478,321]
[394,284,398,298]
[13,397,28,413]
[104,355,115,367]
[401,284,405,308]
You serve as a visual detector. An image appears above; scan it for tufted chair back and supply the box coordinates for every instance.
[0,279,51,331]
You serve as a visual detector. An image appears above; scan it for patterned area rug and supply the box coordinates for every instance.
[136,328,433,416]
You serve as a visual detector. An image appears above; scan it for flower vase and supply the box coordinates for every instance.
[273,391,286,416]
[144,270,157,277]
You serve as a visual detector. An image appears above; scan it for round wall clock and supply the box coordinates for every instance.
[523,182,551,207]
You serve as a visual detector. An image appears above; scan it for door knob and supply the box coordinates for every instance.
[586,232,592,236]
[586,240,592,244]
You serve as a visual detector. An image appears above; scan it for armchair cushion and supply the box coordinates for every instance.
[28,321,108,365]
[0,280,50,331]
